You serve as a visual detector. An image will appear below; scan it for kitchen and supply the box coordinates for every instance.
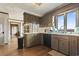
[23,3,79,56]
[0,3,79,56]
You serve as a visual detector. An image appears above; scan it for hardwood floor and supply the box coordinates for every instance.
[0,37,51,56]
[7,46,51,56]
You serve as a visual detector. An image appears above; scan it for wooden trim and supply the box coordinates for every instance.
[8,18,24,22]
[24,12,40,18]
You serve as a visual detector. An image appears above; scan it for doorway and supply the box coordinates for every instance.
[10,24,19,38]
[9,24,19,48]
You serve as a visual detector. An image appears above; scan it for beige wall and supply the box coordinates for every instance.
[0,13,9,44]
[39,3,79,27]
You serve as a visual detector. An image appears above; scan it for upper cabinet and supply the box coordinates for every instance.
[24,13,40,24]
[24,23,39,33]
[24,13,40,33]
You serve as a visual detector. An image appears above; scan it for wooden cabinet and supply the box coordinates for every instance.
[77,37,79,55]
[24,34,41,48]
[58,35,69,55]
[51,34,79,56]
[24,34,34,47]
[39,34,43,45]
[33,34,41,45]
[69,36,77,56]
[51,35,59,50]
[51,35,69,55]
[43,34,51,48]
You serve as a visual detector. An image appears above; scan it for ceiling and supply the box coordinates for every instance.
[0,3,64,17]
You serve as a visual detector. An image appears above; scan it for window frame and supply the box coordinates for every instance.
[53,8,78,32]
[66,10,77,32]
[56,14,65,31]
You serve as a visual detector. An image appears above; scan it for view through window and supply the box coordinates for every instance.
[57,15,64,30]
[67,11,76,32]
[54,10,76,32]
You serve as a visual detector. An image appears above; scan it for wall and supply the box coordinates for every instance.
[18,21,24,37]
[0,13,9,44]
[40,3,79,27]
[0,7,24,44]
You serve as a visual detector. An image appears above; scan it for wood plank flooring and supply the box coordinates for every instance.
[0,37,51,56]
[0,37,65,56]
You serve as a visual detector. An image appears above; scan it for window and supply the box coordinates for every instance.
[57,15,64,31]
[53,9,77,32]
[67,11,76,32]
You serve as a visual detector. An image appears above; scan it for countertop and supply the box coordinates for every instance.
[43,32,79,36]
[24,32,79,36]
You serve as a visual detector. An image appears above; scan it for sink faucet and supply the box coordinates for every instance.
[59,26,64,33]
[60,26,64,30]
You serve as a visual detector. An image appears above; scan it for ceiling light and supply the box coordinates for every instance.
[35,3,42,6]
[33,3,42,8]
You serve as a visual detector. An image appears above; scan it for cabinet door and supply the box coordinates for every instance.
[51,35,58,50]
[24,34,34,47]
[59,36,69,55]
[63,38,69,55]
[69,36,77,56]
[77,37,79,55]
[33,34,41,45]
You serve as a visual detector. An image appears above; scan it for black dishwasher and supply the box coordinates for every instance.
[43,34,51,48]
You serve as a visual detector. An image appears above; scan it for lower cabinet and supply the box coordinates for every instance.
[33,34,41,46]
[24,34,41,48]
[69,36,77,56]
[51,34,79,56]
[51,35,58,50]
[77,37,79,55]
[58,36,69,55]
[24,34,34,47]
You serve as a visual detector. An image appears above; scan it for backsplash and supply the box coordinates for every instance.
[74,27,79,34]
[38,27,51,33]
